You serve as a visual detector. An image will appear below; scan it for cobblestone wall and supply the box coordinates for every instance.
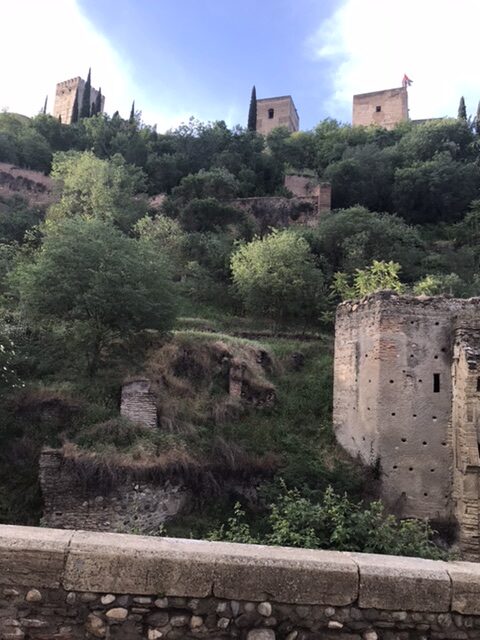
[2,525,480,639]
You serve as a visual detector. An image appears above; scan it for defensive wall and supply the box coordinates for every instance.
[333,292,480,560]
[3,524,480,640]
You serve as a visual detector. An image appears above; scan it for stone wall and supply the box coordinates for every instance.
[333,293,480,524]
[39,449,263,534]
[352,87,408,130]
[452,314,480,560]
[3,524,480,640]
[53,77,105,124]
[256,96,299,135]
[120,379,158,429]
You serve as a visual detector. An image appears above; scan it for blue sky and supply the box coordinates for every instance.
[76,0,339,129]
[2,0,480,132]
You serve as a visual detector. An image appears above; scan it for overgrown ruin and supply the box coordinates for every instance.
[333,292,480,559]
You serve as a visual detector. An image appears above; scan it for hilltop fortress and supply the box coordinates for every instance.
[334,292,480,559]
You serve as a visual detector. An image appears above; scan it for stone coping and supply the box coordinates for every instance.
[2,525,480,614]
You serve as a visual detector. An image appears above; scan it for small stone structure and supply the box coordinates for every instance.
[256,95,299,135]
[120,378,158,428]
[333,292,480,559]
[352,86,408,129]
[2,524,480,640]
[53,76,105,124]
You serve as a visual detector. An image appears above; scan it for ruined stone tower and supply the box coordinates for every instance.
[333,292,480,559]
[53,77,105,124]
[256,96,299,135]
[352,86,408,129]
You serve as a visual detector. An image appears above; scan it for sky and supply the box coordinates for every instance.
[1,0,480,132]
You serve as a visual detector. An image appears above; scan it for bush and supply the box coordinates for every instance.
[207,483,446,559]
[230,230,324,322]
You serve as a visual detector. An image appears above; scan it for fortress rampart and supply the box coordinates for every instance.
[2,524,480,639]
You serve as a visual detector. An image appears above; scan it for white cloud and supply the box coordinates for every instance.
[311,0,480,122]
[0,0,187,131]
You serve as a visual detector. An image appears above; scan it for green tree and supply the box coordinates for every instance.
[230,230,323,321]
[95,88,103,115]
[476,101,480,136]
[247,85,257,132]
[333,260,404,300]
[458,96,467,121]
[12,217,176,375]
[49,151,147,231]
[129,100,136,124]
[80,68,92,119]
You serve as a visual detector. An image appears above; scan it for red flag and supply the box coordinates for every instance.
[402,74,413,88]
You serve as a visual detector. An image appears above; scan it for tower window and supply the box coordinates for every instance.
[433,373,440,393]
[477,377,480,392]
[268,108,274,119]
[375,105,381,112]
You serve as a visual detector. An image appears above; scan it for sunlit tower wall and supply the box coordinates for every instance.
[352,87,408,130]
[53,77,105,124]
[256,96,299,135]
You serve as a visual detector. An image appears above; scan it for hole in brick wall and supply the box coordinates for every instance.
[391,412,396,416]
[433,416,437,420]
[424,492,428,497]
[423,441,427,445]
[430,468,435,472]
[410,354,414,358]
[419,379,423,383]
[409,467,413,471]
[393,464,398,469]
[389,379,394,384]
[435,321,439,325]
[441,347,446,352]
[410,320,414,324]
[401,437,407,442]
[365,354,368,358]
[433,373,440,392]
[434,355,438,360]
[477,377,480,392]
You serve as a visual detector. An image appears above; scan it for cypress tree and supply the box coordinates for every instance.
[247,85,257,131]
[42,95,48,115]
[95,88,102,115]
[71,88,79,124]
[475,101,480,136]
[458,96,467,121]
[129,100,135,124]
[91,101,96,116]
[80,68,92,119]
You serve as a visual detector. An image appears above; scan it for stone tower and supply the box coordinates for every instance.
[53,77,105,124]
[333,292,480,559]
[352,86,408,129]
[256,96,299,135]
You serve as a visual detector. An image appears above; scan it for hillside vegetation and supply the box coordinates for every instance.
[1,107,479,558]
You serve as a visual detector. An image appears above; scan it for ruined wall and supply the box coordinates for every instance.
[452,315,480,560]
[333,293,480,522]
[352,87,408,130]
[120,379,158,428]
[39,449,263,534]
[2,524,480,640]
[231,196,320,230]
[256,96,299,135]
[53,77,105,124]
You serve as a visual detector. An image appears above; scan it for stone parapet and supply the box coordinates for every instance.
[3,525,480,638]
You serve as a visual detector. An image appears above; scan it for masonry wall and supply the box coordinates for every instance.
[352,87,408,130]
[39,449,263,534]
[53,77,105,124]
[452,316,480,560]
[3,524,480,640]
[333,294,480,522]
[256,97,299,135]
